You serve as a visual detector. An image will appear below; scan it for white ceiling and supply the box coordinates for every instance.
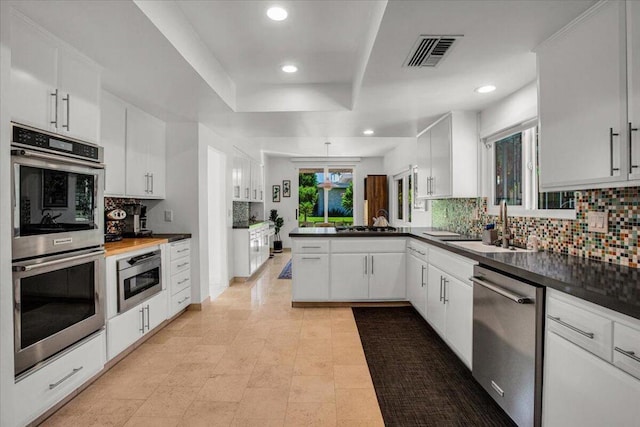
[10,0,596,157]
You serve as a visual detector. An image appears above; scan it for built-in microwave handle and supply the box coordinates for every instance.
[13,249,105,272]
[11,148,105,169]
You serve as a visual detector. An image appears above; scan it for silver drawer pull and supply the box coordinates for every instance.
[491,380,504,397]
[301,246,321,249]
[470,276,531,304]
[178,296,190,304]
[49,367,83,389]
[416,250,426,255]
[177,262,189,268]
[302,257,320,260]
[547,315,594,339]
[177,248,189,253]
[615,347,640,363]
[177,278,189,285]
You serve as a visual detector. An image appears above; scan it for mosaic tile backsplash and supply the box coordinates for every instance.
[432,187,640,268]
[233,201,250,227]
[104,197,141,234]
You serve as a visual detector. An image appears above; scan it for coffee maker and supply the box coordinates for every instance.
[123,203,152,237]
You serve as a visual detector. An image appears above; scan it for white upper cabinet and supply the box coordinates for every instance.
[232,149,262,202]
[416,111,478,199]
[629,1,640,180]
[537,1,636,190]
[100,91,126,196]
[10,12,100,143]
[125,105,166,199]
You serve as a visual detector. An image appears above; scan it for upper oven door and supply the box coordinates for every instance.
[11,149,104,260]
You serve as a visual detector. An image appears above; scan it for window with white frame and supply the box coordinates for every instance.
[393,170,412,224]
[486,124,575,218]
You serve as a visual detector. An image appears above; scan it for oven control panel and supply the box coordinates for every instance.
[12,124,102,162]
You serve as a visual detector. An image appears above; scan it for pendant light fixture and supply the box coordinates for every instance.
[318,142,336,190]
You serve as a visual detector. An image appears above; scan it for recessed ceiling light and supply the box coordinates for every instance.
[475,85,496,94]
[267,6,288,21]
[282,64,298,73]
[363,129,374,135]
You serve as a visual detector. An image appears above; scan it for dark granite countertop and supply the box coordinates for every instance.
[149,233,191,242]
[289,226,640,320]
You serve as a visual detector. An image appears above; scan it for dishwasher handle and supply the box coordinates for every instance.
[470,276,532,304]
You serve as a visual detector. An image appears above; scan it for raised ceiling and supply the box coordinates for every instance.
[10,0,596,156]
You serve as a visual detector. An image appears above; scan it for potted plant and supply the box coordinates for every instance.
[269,209,284,253]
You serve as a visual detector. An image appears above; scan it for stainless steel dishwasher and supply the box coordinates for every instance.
[470,265,544,427]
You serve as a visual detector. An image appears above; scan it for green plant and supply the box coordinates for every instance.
[269,209,284,241]
[341,181,353,214]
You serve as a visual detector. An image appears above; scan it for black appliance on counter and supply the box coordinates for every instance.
[123,203,152,237]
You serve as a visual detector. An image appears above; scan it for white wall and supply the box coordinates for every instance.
[479,81,537,138]
[264,155,385,248]
[0,2,14,425]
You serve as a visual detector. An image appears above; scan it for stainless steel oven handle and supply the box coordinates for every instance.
[470,276,532,304]
[49,366,83,389]
[11,148,105,169]
[13,249,105,272]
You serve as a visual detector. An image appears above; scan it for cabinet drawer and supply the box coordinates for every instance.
[171,269,191,294]
[406,242,429,262]
[292,239,329,253]
[14,331,105,426]
[547,296,613,361]
[428,246,475,282]
[170,287,191,315]
[614,323,640,380]
[170,240,190,260]
[331,239,405,253]
[170,257,191,275]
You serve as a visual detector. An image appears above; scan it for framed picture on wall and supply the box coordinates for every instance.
[282,180,291,197]
[272,185,281,202]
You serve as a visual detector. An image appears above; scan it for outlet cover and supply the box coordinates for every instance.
[587,211,607,233]
[164,210,173,222]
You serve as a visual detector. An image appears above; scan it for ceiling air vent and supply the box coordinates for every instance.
[404,35,462,68]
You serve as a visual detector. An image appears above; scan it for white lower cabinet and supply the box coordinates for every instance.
[427,265,447,335]
[107,290,167,360]
[292,254,329,301]
[233,223,270,278]
[331,253,369,300]
[406,252,428,317]
[166,239,192,317]
[14,331,106,427]
[543,331,640,426]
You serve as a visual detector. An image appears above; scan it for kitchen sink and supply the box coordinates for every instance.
[448,240,534,253]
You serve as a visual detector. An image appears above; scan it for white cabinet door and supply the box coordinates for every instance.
[407,254,427,317]
[369,253,406,299]
[145,114,166,198]
[101,91,126,196]
[427,265,446,335]
[107,304,144,360]
[629,1,640,181]
[444,275,472,366]
[292,254,329,301]
[538,1,627,189]
[241,156,251,201]
[57,49,100,143]
[330,253,369,300]
[416,130,431,198]
[125,106,149,197]
[10,13,58,133]
[232,155,241,200]
[430,115,452,198]
[543,331,640,427]
[145,290,167,332]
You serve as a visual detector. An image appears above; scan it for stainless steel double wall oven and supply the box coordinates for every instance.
[11,123,106,376]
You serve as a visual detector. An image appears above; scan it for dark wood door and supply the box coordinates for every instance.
[365,175,388,226]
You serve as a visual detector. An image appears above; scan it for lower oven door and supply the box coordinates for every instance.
[118,252,162,313]
[12,248,105,375]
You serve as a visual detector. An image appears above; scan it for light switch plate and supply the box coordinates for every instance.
[587,211,607,233]
[164,210,173,222]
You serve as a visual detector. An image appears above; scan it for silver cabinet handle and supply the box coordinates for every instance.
[470,276,532,304]
[260,190,263,200]
[371,255,374,275]
[439,276,444,302]
[62,93,70,130]
[245,188,249,199]
[234,186,240,198]
[139,307,145,333]
[364,255,368,275]
[491,380,504,397]
[417,250,426,256]
[144,173,149,193]
[615,346,640,363]
[547,315,594,339]
[177,278,189,285]
[178,296,189,304]
[610,127,620,175]
[442,277,448,303]
[302,257,321,260]
[177,248,189,253]
[254,189,257,199]
[301,246,321,249]
[421,265,426,287]
[177,262,189,268]
[50,89,59,127]
[145,305,150,331]
[630,122,638,172]
[150,173,154,194]
[49,367,83,389]
[431,176,436,195]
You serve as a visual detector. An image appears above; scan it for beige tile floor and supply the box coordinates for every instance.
[42,254,384,427]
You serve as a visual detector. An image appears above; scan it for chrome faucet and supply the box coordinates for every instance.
[499,200,510,248]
